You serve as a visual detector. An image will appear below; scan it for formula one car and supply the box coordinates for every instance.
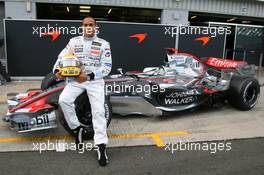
[2,48,260,138]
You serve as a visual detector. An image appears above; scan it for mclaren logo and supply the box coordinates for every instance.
[129,33,148,44]
[41,31,61,42]
[194,36,210,46]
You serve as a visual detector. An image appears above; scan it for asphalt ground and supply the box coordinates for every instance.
[0,138,263,175]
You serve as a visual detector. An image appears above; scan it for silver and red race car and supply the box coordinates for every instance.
[2,48,260,138]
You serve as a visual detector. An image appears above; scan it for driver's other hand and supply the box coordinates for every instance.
[75,72,89,83]
[55,71,64,80]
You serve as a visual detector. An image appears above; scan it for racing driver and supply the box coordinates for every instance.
[53,16,112,166]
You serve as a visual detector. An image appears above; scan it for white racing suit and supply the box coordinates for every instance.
[53,35,112,145]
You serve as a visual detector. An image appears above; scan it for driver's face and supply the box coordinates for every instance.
[82,18,96,37]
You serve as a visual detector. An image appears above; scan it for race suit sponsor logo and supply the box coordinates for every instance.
[91,41,102,46]
[206,57,245,69]
[86,55,100,61]
[75,44,83,47]
[90,50,101,55]
[104,63,112,67]
[91,46,101,50]
[76,56,85,60]
[105,50,111,57]
[83,61,100,67]
[74,48,83,53]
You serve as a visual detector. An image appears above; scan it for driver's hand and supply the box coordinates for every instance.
[75,71,89,83]
[55,71,64,80]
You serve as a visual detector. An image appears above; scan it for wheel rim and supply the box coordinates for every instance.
[79,111,93,128]
[76,103,109,128]
[244,84,256,103]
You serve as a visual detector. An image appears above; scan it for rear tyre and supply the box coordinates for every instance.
[57,92,112,140]
[228,76,260,110]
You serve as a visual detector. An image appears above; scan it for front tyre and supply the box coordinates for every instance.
[228,76,260,110]
[41,72,64,90]
[57,92,112,140]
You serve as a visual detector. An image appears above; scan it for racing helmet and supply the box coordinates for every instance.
[58,53,82,77]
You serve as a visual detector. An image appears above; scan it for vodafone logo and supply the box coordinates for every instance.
[194,36,210,46]
[41,31,61,42]
[129,33,148,44]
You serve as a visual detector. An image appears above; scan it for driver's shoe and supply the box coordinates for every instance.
[72,126,84,150]
[97,144,109,166]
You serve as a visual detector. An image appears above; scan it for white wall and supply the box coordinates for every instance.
[5,1,36,19]
[161,9,189,25]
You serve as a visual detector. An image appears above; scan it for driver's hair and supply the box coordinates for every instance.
[83,16,97,25]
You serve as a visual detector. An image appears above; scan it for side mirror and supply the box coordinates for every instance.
[117,68,123,75]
